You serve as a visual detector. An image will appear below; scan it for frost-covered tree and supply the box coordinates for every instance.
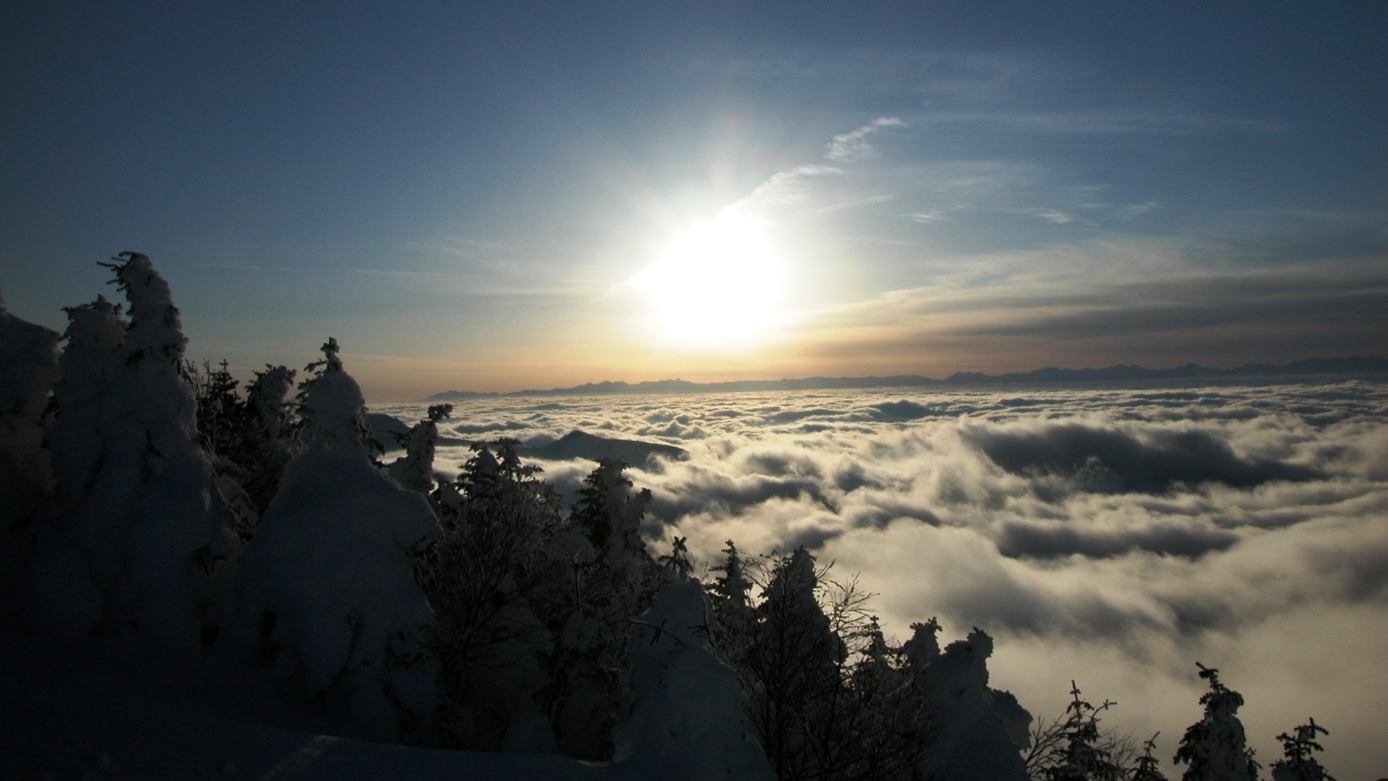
[0,290,61,623]
[416,439,565,751]
[839,617,930,781]
[1173,664,1259,781]
[611,577,775,781]
[539,458,663,759]
[737,546,847,780]
[29,254,232,645]
[185,360,295,538]
[1270,719,1336,781]
[707,539,755,655]
[388,403,452,494]
[232,338,440,741]
[914,626,1031,781]
[237,364,297,512]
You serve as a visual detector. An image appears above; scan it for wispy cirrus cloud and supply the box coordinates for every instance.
[824,116,907,162]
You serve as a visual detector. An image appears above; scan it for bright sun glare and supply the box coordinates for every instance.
[629,211,784,351]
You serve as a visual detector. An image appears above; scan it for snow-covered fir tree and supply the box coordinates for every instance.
[737,546,847,780]
[707,539,755,657]
[1173,664,1260,781]
[1270,719,1336,781]
[237,364,297,512]
[611,574,775,781]
[417,439,565,751]
[232,337,440,741]
[840,616,929,780]
[914,625,1031,781]
[29,254,231,645]
[540,458,663,759]
[388,403,452,494]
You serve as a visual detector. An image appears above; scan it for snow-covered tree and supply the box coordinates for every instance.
[237,364,297,513]
[29,254,232,645]
[232,338,440,741]
[915,627,1031,781]
[417,439,565,751]
[840,616,930,781]
[738,546,846,780]
[611,577,775,781]
[707,539,755,656]
[185,360,293,539]
[1270,719,1336,781]
[1173,664,1259,781]
[0,290,61,624]
[388,403,451,494]
[539,458,662,759]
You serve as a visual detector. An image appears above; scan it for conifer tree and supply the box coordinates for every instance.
[31,254,231,644]
[417,439,563,750]
[707,539,755,658]
[1131,734,1169,781]
[539,458,661,759]
[233,338,439,741]
[1270,719,1336,781]
[739,546,847,780]
[388,403,452,494]
[1035,682,1124,781]
[1173,664,1259,781]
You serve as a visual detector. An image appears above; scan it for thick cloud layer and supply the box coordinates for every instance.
[379,378,1388,778]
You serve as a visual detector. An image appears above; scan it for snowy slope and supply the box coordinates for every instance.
[0,628,614,780]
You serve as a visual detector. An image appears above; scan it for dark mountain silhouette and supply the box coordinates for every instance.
[519,430,687,466]
[424,356,1388,401]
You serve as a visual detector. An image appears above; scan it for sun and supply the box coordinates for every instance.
[627,211,785,351]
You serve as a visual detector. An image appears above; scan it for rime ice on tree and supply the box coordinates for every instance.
[612,577,774,781]
[388,403,452,494]
[1173,664,1260,781]
[232,338,440,740]
[915,626,1032,781]
[29,254,230,644]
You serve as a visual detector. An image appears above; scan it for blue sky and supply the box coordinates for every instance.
[2,2,1385,399]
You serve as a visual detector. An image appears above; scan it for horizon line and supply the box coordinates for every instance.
[419,355,1388,402]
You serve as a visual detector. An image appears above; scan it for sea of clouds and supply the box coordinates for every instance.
[378,378,1388,777]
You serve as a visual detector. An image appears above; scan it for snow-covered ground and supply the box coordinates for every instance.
[0,627,610,780]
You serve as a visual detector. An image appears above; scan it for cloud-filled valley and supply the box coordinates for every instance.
[380,378,1388,777]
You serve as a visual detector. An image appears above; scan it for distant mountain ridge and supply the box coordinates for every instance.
[424,356,1388,401]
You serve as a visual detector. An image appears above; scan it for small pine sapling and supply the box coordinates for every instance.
[1131,734,1169,781]
[1270,719,1336,781]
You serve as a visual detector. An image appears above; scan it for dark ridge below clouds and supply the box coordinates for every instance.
[424,356,1388,400]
